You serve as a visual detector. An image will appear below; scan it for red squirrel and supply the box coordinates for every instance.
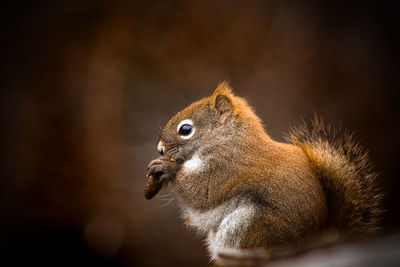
[145,82,382,260]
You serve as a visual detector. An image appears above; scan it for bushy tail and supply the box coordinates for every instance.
[287,116,383,234]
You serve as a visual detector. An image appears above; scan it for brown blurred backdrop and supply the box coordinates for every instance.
[0,1,398,266]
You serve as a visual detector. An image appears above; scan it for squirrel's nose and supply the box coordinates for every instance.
[157,140,165,155]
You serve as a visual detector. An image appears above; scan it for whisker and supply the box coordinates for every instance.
[208,257,215,265]
[155,191,173,199]
[157,198,174,202]
[158,198,175,208]
[142,121,162,137]
[167,146,179,157]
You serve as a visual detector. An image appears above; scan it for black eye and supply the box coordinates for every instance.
[178,124,192,135]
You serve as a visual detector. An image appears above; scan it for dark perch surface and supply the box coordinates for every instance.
[215,233,400,267]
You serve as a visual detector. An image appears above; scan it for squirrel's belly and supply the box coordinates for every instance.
[182,198,237,234]
[181,198,256,259]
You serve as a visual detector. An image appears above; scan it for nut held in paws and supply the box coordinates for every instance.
[144,174,162,200]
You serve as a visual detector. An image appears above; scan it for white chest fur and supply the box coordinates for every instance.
[183,153,204,173]
[181,198,255,260]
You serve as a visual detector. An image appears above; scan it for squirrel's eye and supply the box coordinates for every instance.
[176,119,195,140]
[178,124,192,135]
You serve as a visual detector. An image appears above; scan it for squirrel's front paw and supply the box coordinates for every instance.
[147,157,178,182]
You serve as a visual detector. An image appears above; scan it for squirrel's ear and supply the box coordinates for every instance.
[212,82,234,123]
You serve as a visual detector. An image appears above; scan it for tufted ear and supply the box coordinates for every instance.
[212,82,234,122]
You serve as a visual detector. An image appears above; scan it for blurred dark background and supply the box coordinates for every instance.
[0,1,398,266]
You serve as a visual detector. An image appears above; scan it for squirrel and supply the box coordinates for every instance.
[144,82,382,261]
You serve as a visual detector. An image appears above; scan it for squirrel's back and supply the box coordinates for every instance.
[287,117,383,234]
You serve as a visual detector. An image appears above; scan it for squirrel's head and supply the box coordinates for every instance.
[157,82,265,163]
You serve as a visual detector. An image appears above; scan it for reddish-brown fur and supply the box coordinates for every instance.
[145,82,382,251]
